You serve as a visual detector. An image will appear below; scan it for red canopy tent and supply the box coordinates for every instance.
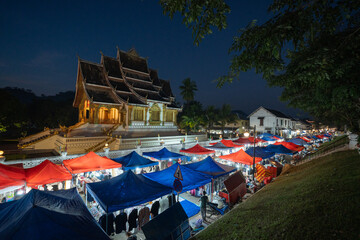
[0,173,25,190]
[300,137,311,142]
[180,144,215,155]
[25,160,72,188]
[248,137,267,143]
[0,163,26,181]
[316,135,324,139]
[209,139,241,148]
[274,142,304,152]
[233,138,252,145]
[63,151,122,174]
[219,149,262,165]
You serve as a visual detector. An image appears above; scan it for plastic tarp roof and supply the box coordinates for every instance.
[86,170,172,213]
[25,160,72,188]
[0,163,25,180]
[265,144,295,155]
[248,137,267,143]
[218,139,240,148]
[274,142,304,152]
[0,188,110,240]
[245,147,275,159]
[142,147,188,161]
[180,144,215,155]
[185,156,236,178]
[112,151,158,170]
[63,151,122,174]
[261,136,277,142]
[0,174,25,190]
[233,138,252,144]
[206,142,233,150]
[300,136,311,142]
[219,149,262,165]
[287,138,309,146]
[142,202,189,240]
[144,163,212,193]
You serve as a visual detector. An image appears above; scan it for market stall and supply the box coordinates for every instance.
[86,170,172,213]
[112,151,158,171]
[0,188,110,240]
[25,160,72,188]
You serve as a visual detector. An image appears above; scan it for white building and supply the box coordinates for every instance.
[248,106,296,138]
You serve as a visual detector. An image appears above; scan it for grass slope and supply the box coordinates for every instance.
[194,150,360,240]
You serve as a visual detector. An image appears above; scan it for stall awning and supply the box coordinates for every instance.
[144,163,212,193]
[219,149,262,165]
[264,144,296,155]
[180,144,215,155]
[0,188,110,240]
[142,148,188,161]
[63,151,122,174]
[274,142,304,152]
[112,151,158,170]
[0,163,25,180]
[245,147,275,159]
[287,138,309,146]
[233,138,252,145]
[86,170,172,213]
[185,156,236,178]
[25,160,72,188]
[206,142,233,150]
[0,174,25,190]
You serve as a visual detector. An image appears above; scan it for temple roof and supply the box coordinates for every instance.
[119,50,148,73]
[103,56,123,79]
[74,48,178,108]
[85,85,120,104]
[80,61,108,86]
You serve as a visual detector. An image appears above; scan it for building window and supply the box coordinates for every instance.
[258,117,264,126]
[166,111,173,122]
[281,119,283,126]
[134,108,143,121]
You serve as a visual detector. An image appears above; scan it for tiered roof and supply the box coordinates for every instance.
[74,48,180,108]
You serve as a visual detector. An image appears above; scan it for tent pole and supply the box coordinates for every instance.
[85,189,88,207]
[211,178,214,202]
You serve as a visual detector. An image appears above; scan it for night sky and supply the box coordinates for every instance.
[0,0,307,117]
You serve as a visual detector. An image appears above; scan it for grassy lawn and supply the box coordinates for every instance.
[193,150,360,240]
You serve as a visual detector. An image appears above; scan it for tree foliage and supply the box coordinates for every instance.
[161,0,360,131]
[159,0,230,45]
[179,77,198,103]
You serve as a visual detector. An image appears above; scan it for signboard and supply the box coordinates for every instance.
[174,165,183,181]
[173,179,183,193]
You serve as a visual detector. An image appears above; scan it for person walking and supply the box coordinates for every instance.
[199,192,208,222]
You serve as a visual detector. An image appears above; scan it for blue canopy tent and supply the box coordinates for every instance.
[112,151,158,170]
[142,147,189,161]
[287,138,309,146]
[185,156,236,178]
[86,170,172,213]
[265,144,295,155]
[0,188,109,240]
[245,147,275,159]
[143,163,212,193]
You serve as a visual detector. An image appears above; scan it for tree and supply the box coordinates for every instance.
[160,0,360,132]
[202,105,219,137]
[179,78,198,103]
[218,104,238,135]
[178,100,204,133]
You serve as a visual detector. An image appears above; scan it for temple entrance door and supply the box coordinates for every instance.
[103,109,109,123]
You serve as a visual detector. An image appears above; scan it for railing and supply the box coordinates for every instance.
[1,136,209,169]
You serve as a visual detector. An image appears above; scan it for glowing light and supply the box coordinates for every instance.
[0,151,3,156]
[244,132,250,137]
[17,189,24,195]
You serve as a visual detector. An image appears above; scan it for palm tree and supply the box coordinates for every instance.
[180,115,202,134]
[218,104,238,136]
[179,78,197,103]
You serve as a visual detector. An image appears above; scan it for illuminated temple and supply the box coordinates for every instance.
[73,48,180,130]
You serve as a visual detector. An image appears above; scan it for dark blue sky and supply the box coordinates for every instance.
[0,0,307,117]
